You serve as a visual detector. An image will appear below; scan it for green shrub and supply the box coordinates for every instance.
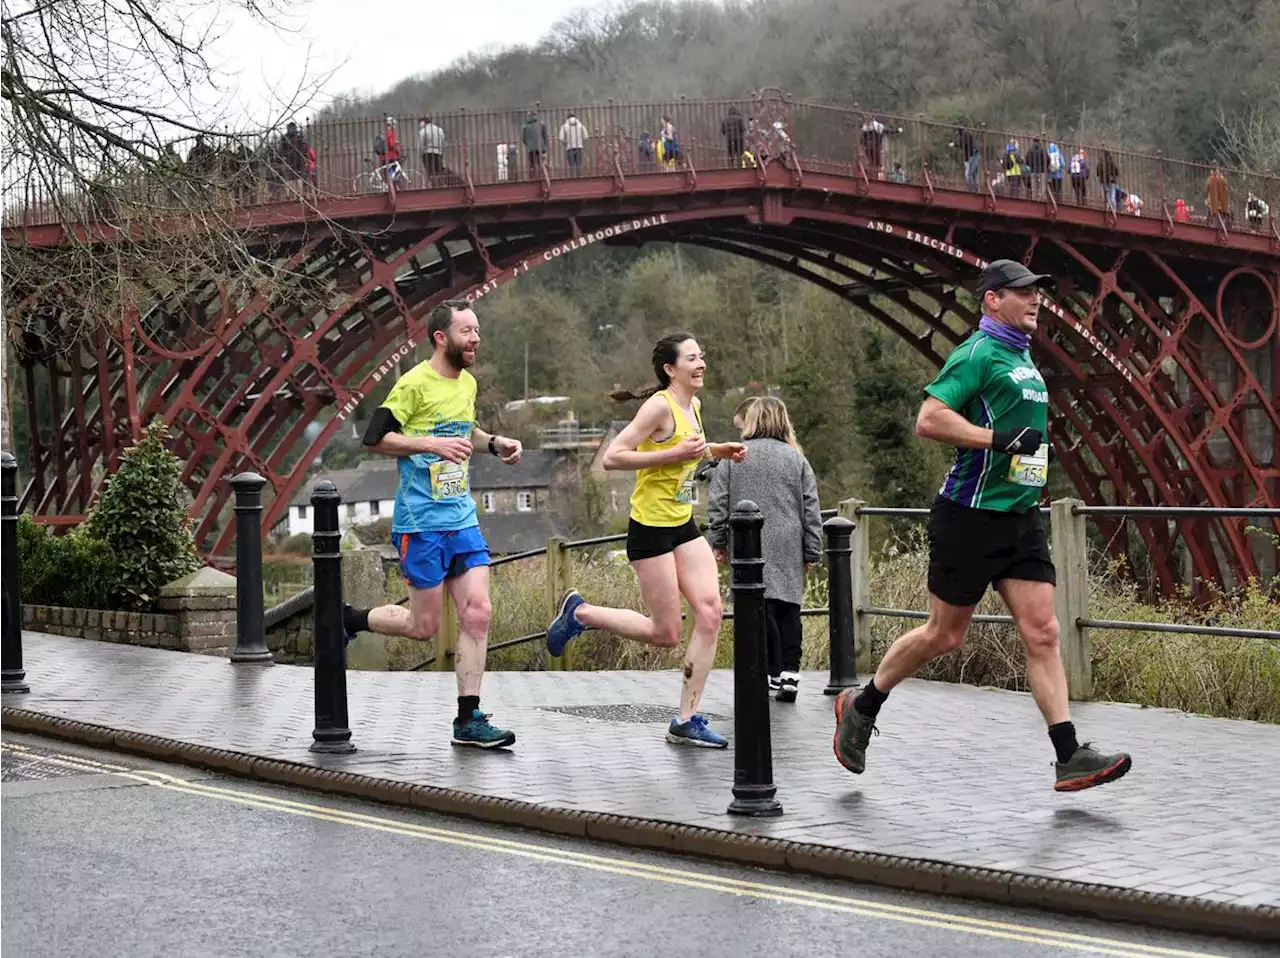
[17,517,119,611]
[276,533,314,555]
[82,420,201,609]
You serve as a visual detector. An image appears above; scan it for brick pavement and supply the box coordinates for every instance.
[4,631,1279,910]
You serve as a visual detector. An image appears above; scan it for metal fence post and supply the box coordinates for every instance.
[1,453,30,694]
[838,498,872,673]
[310,480,355,753]
[727,500,782,818]
[545,536,571,671]
[822,516,858,694]
[1051,498,1092,701]
[229,472,272,664]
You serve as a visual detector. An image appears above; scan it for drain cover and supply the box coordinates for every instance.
[538,704,728,724]
[1,749,95,783]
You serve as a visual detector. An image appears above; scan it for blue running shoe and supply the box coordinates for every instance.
[547,589,587,657]
[451,710,516,749]
[666,714,728,749]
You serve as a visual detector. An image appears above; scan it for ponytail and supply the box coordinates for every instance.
[610,384,662,403]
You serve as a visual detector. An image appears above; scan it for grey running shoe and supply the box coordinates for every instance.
[776,671,799,703]
[833,688,878,774]
[1054,743,1131,792]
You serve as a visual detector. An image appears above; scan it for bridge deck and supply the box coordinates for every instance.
[4,632,1277,923]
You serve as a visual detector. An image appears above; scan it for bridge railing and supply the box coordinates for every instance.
[839,498,1279,701]
[7,95,1277,241]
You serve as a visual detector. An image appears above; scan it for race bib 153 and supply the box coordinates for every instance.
[1007,443,1049,487]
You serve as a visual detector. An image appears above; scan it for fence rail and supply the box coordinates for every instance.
[841,498,1279,699]
[6,93,1277,245]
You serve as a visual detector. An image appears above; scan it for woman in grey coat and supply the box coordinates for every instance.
[707,397,822,701]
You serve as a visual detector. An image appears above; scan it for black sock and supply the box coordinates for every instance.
[342,604,370,636]
[853,679,889,719]
[457,695,480,723]
[1048,721,1079,763]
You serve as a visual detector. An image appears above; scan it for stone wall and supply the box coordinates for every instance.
[22,605,182,648]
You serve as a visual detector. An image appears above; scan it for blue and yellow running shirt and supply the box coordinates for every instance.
[924,330,1050,514]
[379,361,479,534]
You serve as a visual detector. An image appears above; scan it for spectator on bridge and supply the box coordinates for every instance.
[1175,198,1191,222]
[278,121,308,191]
[307,144,317,193]
[722,106,746,165]
[1046,142,1065,200]
[375,116,402,188]
[419,116,446,181]
[637,130,656,171]
[522,111,549,178]
[1026,138,1048,200]
[559,111,589,177]
[889,161,908,184]
[1124,191,1144,216]
[950,127,981,190]
[1246,191,1269,229]
[1068,149,1089,205]
[187,134,215,174]
[1098,150,1121,212]
[1207,167,1231,229]
[707,397,822,704]
[659,116,679,171]
[1003,141,1026,198]
[861,117,900,179]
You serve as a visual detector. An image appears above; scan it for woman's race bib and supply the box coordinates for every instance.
[429,460,469,499]
[1007,443,1049,487]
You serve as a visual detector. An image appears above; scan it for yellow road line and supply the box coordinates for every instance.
[0,742,1229,958]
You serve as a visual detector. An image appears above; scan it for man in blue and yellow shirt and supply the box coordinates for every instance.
[348,299,523,748]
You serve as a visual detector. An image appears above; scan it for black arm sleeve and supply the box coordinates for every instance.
[362,408,402,446]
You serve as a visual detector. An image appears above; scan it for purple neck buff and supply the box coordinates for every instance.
[979,315,1031,351]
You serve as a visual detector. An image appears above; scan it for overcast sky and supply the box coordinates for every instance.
[217,0,592,122]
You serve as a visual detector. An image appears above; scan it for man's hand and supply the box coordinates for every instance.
[713,549,728,564]
[495,436,522,465]
[670,435,708,463]
[991,427,1043,455]
[427,436,473,463]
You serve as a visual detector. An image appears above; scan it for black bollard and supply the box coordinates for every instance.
[727,499,782,818]
[1,453,30,694]
[822,516,859,695]
[229,472,273,664]
[309,480,354,753]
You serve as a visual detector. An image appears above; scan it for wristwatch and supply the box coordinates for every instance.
[489,436,499,456]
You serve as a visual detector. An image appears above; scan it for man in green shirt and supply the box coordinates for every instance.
[833,260,1131,792]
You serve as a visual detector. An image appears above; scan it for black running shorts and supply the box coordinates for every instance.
[626,518,703,562]
[926,495,1055,607]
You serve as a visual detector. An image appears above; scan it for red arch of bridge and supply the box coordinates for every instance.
[8,100,1279,587]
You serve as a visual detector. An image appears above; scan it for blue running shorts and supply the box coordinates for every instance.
[396,526,490,590]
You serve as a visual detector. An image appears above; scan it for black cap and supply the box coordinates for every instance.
[976,259,1055,298]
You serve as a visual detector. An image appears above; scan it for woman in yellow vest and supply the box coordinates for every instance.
[546,332,747,747]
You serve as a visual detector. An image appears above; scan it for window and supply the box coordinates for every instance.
[297,505,308,519]
[481,492,496,513]
[346,503,357,518]
[516,491,534,512]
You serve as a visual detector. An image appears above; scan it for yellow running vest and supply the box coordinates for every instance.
[630,391,704,527]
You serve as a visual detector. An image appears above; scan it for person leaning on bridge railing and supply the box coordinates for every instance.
[832,259,1133,794]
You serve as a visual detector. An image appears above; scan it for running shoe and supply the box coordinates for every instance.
[832,688,878,774]
[776,671,799,703]
[768,675,782,692]
[547,589,587,657]
[451,710,517,749]
[666,714,728,748]
[1053,743,1131,791]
